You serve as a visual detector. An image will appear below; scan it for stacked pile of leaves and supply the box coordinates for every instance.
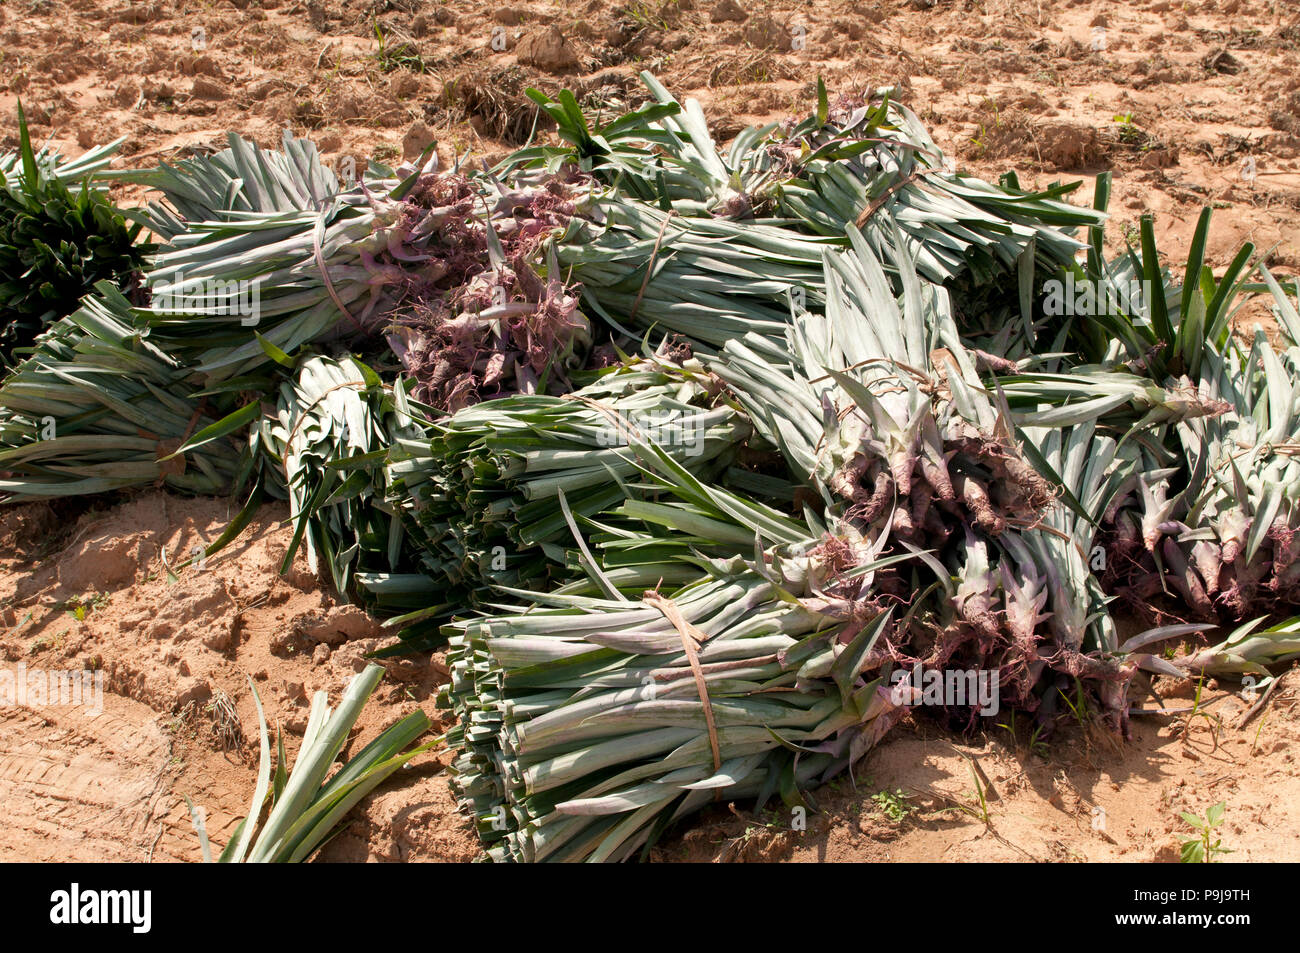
[0,105,150,365]
[3,75,1300,863]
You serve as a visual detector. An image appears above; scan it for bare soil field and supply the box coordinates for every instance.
[3,0,1300,862]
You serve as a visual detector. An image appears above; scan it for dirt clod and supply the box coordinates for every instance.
[401,119,437,160]
[515,25,579,73]
[743,16,792,52]
[191,77,230,101]
[711,0,747,23]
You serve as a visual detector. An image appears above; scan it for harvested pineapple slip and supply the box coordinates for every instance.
[0,105,151,366]
[4,71,1300,863]
[436,237,1195,862]
[389,355,752,612]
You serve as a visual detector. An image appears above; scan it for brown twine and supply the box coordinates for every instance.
[807,355,926,386]
[854,169,937,228]
[1004,515,1089,562]
[651,654,779,683]
[281,378,368,486]
[628,210,679,324]
[563,392,659,456]
[181,399,209,444]
[314,206,368,336]
[642,591,723,777]
[150,398,209,484]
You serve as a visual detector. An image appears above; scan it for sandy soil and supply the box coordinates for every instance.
[6,0,1300,270]
[0,495,479,862]
[3,0,1300,862]
[3,492,1298,864]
